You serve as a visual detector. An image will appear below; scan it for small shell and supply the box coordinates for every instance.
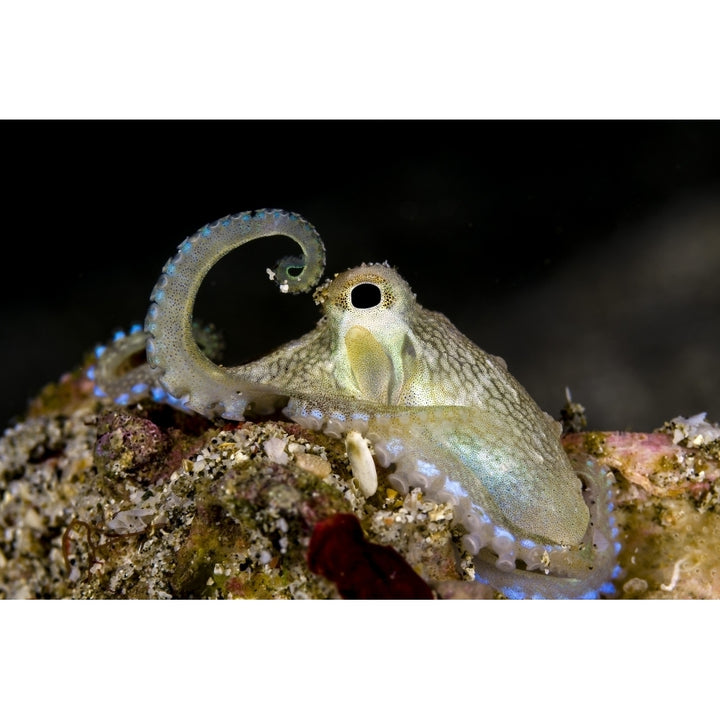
[345,431,378,497]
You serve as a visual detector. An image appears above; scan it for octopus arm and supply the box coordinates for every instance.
[287,398,620,598]
[471,455,620,599]
[144,210,325,419]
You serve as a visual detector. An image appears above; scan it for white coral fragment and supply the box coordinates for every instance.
[345,430,378,497]
[669,412,720,447]
[263,437,290,465]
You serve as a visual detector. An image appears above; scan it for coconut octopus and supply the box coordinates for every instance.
[92,209,621,598]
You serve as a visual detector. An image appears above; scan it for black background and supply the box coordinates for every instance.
[3,120,720,431]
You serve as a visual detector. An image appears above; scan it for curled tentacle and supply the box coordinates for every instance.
[467,454,621,599]
[144,209,326,420]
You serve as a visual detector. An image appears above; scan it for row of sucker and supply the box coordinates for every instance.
[468,457,621,598]
[89,325,161,406]
[88,322,226,412]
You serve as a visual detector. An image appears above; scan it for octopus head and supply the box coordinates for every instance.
[314,264,420,405]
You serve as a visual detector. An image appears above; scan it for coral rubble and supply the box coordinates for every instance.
[2,367,719,599]
[0,368,470,599]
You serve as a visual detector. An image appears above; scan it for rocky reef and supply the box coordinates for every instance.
[1,363,719,599]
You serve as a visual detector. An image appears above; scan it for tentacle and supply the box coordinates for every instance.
[144,209,326,420]
[468,455,621,599]
[286,398,621,598]
[89,325,161,406]
[89,321,227,411]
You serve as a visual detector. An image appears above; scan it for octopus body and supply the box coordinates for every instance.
[98,209,621,598]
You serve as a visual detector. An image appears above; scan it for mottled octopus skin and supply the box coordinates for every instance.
[104,208,620,598]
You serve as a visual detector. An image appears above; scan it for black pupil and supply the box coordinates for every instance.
[350,283,382,309]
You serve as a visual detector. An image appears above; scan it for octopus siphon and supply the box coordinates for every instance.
[92,209,621,598]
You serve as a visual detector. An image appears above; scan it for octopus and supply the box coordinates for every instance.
[92,208,621,598]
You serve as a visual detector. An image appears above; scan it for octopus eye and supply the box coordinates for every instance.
[350,282,382,309]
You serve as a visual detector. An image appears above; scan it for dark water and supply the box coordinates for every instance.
[3,120,720,431]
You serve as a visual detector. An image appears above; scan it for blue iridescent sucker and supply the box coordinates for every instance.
[89,321,224,410]
[138,208,619,598]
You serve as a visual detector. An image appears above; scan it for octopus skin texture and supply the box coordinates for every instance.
[94,209,621,598]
